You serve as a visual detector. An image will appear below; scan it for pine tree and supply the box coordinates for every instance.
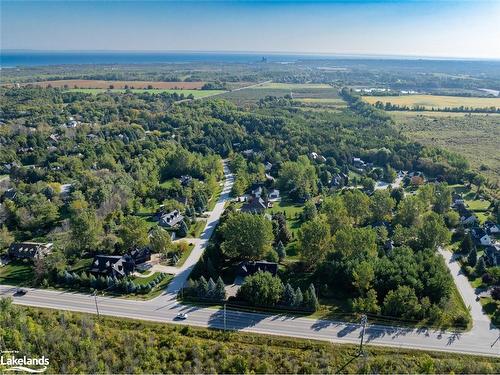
[460,234,474,254]
[468,247,477,267]
[306,284,319,311]
[294,287,303,307]
[283,283,295,307]
[215,277,226,300]
[207,278,216,299]
[197,276,209,298]
[178,220,189,237]
[475,257,487,276]
[276,241,286,262]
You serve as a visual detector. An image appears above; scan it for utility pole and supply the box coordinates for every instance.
[93,290,100,319]
[223,303,227,332]
[359,314,367,356]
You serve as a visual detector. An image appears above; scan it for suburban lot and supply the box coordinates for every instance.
[364,94,500,110]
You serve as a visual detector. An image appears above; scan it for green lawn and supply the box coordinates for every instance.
[480,296,499,326]
[465,199,491,211]
[67,88,224,98]
[0,261,34,286]
[267,197,304,235]
[207,182,223,211]
[189,220,206,238]
[174,242,196,268]
[68,258,93,273]
[131,272,164,286]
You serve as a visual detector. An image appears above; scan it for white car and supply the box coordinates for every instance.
[175,312,188,320]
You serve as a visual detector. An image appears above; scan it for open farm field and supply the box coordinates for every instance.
[364,94,500,110]
[67,88,224,97]
[221,85,341,106]
[392,112,500,183]
[9,79,206,90]
[252,82,333,89]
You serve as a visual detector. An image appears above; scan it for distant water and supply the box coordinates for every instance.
[0,51,313,67]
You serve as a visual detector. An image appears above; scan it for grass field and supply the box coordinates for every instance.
[392,112,500,184]
[251,82,333,89]
[221,83,341,106]
[67,88,224,98]
[364,94,500,110]
[15,79,206,90]
[0,261,34,286]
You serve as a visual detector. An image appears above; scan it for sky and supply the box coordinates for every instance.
[1,0,500,59]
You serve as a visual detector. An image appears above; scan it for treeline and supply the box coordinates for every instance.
[373,100,500,113]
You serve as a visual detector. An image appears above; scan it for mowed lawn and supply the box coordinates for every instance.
[67,88,225,98]
[0,261,34,286]
[364,95,500,110]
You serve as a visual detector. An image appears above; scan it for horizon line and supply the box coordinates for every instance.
[2,49,500,62]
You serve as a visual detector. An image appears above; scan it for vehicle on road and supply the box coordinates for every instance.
[14,288,27,296]
[175,312,188,320]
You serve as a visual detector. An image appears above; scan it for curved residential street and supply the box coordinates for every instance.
[1,162,499,358]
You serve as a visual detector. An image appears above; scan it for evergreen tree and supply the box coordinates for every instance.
[178,220,189,237]
[460,234,474,254]
[276,241,286,262]
[197,276,209,298]
[306,284,319,311]
[215,277,226,300]
[468,247,477,267]
[475,257,487,276]
[207,278,216,298]
[283,283,296,307]
[294,287,303,307]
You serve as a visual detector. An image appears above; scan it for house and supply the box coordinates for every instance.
[353,157,366,168]
[159,209,184,228]
[331,173,349,188]
[484,245,500,267]
[1,188,17,202]
[484,221,500,235]
[455,202,478,226]
[251,186,263,198]
[180,175,192,186]
[9,242,53,260]
[89,255,135,278]
[240,197,267,214]
[471,228,492,246]
[130,247,151,264]
[237,260,278,277]
[310,152,326,163]
[268,189,280,200]
[242,149,254,158]
[264,162,273,171]
[452,193,464,207]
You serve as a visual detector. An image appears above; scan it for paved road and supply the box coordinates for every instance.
[1,283,498,357]
[1,162,499,357]
[165,162,234,294]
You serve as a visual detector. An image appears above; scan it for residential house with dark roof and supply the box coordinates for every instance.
[180,175,192,186]
[240,197,267,214]
[471,228,492,246]
[159,209,184,228]
[9,242,53,260]
[485,244,500,267]
[237,260,278,277]
[484,221,500,235]
[89,255,135,278]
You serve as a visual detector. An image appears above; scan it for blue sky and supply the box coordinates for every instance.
[2,1,500,59]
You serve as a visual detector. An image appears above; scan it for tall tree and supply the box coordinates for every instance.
[119,216,149,251]
[221,212,273,260]
[298,215,331,270]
